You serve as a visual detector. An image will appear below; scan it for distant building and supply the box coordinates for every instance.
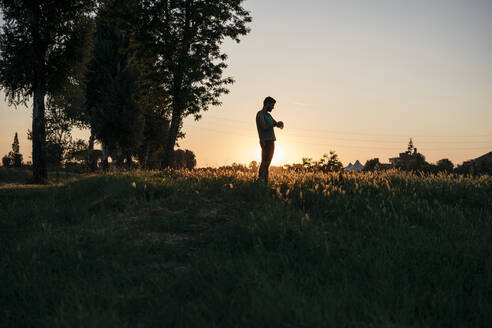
[389,148,418,166]
[345,160,364,172]
[462,151,492,167]
[457,151,492,174]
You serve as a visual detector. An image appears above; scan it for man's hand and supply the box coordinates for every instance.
[277,121,284,129]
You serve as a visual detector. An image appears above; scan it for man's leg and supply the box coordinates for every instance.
[258,141,267,181]
[259,141,274,182]
[264,141,275,181]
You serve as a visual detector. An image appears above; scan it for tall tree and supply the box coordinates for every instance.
[130,0,251,167]
[2,132,23,167]
[47,73,96,169]
[407,138,414,154]
[12,132,19,154]
[436,158,454,173]
[0,0,95,183]
[85,6,145,167]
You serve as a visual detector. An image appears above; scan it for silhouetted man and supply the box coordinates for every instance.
[256,96,284,182]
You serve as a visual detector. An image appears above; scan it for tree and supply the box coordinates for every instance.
[28,104,79,172]
[45,105,74,161]
[130,0,251,167]
[47,52,95,170]
[363,158,380,172]
[45,142,63,171]
[436,158,454,173]
[85,6,145,167]
[137,107,170,169]
[0,0,95,183]
[322,151,344,172]
[2,132,23,167]
[407,153,430,172]
[1,156,9,167]
[407,138,414,154]
[171,149,196,169]
[12,132,19,153]
[184,150,197,170]
[11,132,23,167]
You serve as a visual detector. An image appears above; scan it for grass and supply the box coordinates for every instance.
[1,168,491,327]
[0,167,83,187]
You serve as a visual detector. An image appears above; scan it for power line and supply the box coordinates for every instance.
[188,126,492,151]
[187,122,492,146]
[203,115,492,138]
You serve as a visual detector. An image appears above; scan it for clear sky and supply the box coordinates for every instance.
[1,0,491,167]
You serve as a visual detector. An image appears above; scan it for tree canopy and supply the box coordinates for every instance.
[0,0,96,183]
[2,132,23,167]
[85,7,145,166]
[127,0,252,167]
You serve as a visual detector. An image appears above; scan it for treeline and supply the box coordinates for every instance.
[285,151,344,172]
[364,157,492,175]
[0,0,251,183]
[363,140,492,175]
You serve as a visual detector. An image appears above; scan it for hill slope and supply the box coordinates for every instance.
[1,169,492,327]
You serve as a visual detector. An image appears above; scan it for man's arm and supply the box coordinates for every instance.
[270,116,282,128]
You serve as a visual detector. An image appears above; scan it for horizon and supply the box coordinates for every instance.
[1,0,491,167]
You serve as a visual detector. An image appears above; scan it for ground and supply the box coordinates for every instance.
[1,168,491,327]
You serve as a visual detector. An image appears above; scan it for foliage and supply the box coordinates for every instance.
[455,160,492,176]
[28,114,88,170]
[0,0,95,102]
[0,0,96,183]
[290,151,343,172]
[407,138,414,153]
[320,151,344,172]
[1,169,491,327]
[436,158,454,173]
[136,107,170,169]
[171,149,197,170]
[85,7,145,166]
[126,0,252,167]
[2,132,23,167]
[45,106,74,163]
[406,152,431,172]
[65,139,102,164]
[12,131,19,153]
[45,142,64,170]
[363,158,380,171]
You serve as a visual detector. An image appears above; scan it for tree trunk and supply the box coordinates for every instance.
[32,85,47,184]
[115,144,123,168]
[87,128,97,172]
[162,105,182,168]
[144,142,150,170]
[162,66,186,169]
[101,142,109,170]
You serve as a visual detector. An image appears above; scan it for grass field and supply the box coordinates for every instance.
[1,168,491,327]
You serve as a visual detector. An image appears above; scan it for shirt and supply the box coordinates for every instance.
[256,110,276,141]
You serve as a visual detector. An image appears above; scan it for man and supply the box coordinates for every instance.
[256,96,284,182]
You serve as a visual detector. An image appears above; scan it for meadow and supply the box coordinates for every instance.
[1,167,491,327]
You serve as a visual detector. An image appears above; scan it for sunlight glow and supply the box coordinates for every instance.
[256,143,286,166]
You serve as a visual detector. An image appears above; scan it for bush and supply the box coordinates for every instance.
[171,149,196,170]
[2,152,23,168]
[436,159,454,173]
[363,158,380,172]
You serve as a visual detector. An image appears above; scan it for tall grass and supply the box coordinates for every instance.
[1,169,491,327]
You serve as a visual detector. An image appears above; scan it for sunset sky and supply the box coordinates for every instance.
[1,0,491,167]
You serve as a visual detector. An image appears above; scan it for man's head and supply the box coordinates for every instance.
[263,96,276,112]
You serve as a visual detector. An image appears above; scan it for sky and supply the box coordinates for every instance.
[1,0,491,167]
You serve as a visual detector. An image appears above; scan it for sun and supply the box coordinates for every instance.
[256,143,286,166]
